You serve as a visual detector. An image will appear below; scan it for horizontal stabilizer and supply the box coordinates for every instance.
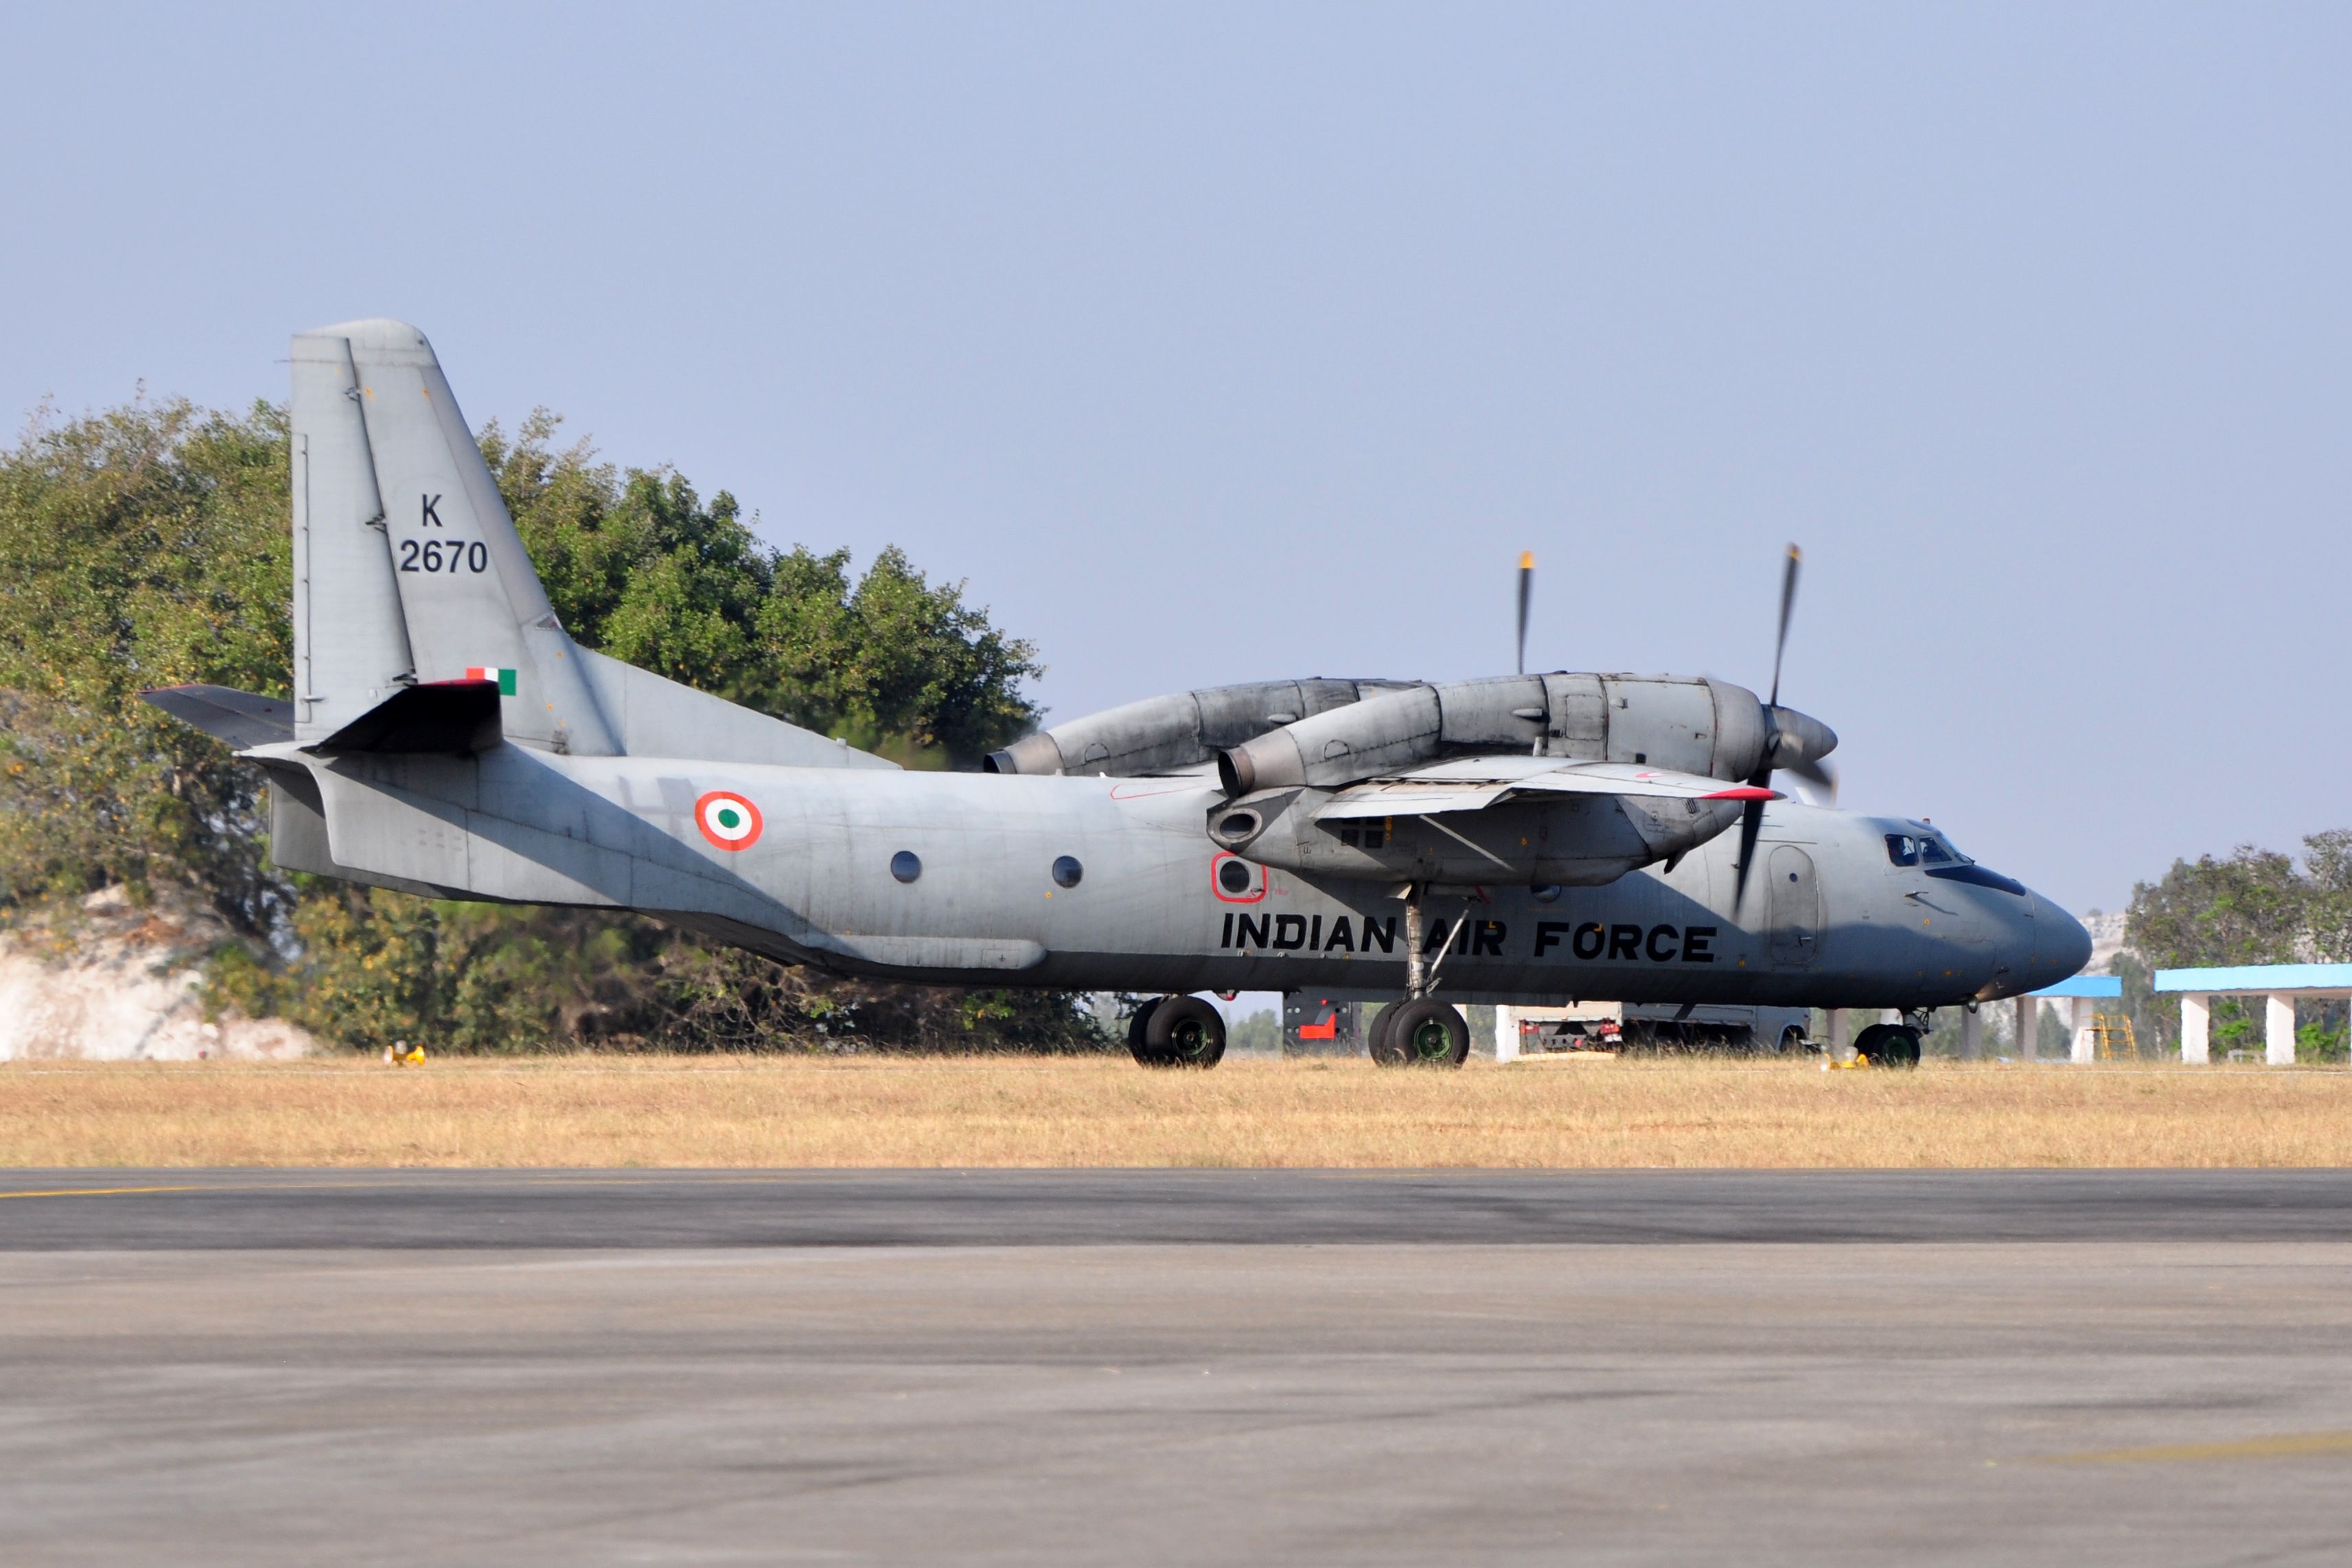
[139,685,297,750]
[319,679,503,754]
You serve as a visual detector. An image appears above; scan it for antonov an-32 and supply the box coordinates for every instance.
[145,320,2090,1068]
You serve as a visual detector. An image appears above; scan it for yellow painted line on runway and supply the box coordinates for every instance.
[0,1185,203,1200]
[2049,1431,2352,1464]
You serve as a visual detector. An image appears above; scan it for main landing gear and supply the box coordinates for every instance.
[1369,998,1471,1067]
[1369,879,1471,1069]
[1128,995,1227,1069]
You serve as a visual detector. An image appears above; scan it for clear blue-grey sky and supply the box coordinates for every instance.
[5,3,2347,914]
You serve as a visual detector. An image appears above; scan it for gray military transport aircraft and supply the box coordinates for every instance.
[144,320,2089,1069]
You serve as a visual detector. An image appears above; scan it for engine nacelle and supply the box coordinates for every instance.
[1215,674,1785,797]
[984,678,1409,776]
[1204,785,1749,888]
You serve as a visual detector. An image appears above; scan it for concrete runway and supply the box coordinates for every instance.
[5,1173,2352,1565]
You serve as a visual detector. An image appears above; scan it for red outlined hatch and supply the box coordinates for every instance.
[695,790,764,851]
[1210,852,1267,903]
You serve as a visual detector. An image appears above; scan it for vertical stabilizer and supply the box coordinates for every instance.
[290,333,415,741]
[302,318,618,755]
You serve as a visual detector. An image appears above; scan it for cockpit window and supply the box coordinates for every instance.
[1890,826,1972,868]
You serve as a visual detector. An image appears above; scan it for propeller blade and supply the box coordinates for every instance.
[1768,543,1800,708]
[1516,551,1534,676]
[1788,754,1838,805]
[1732,795,1766,910]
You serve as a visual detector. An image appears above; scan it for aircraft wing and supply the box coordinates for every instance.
[1313,757,1773,820]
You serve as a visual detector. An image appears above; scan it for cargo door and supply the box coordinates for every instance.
[1768,844,1821,969]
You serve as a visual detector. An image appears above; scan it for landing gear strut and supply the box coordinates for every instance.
[1371,881,1470,1068]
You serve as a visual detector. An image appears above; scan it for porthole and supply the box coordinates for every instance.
[891,851,921,884]
[1052,855,1083,888]
[1218,858,1254,895]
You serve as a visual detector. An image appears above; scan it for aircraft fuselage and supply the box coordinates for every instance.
[264,741,2087,1011]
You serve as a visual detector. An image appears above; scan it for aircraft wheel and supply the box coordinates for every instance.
[1372,998,1469,1068]
[1778,1025,1808,1056]
[1140,995,1225,1069]
[1126,998,1166,1065]
[1853,1024,1921,1068]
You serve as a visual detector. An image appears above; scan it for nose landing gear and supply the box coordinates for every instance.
[1852,1019,1923,1067]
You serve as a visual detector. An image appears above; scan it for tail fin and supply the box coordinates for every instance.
[286,319,896,772]
[290,319,617,754]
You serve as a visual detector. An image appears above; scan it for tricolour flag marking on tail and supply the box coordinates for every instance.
[465,667,518,696]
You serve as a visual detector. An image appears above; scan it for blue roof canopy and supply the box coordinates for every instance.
[2153,963,2352,994]
[2028,976,2123,999]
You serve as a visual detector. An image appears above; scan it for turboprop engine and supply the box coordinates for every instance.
[1214,673,1828,796]
[982,678,1414,778]
[1201,671,1837,889]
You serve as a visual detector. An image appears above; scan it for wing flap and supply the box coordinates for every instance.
[1312,759,1773,821]
[1316,784,1514,819]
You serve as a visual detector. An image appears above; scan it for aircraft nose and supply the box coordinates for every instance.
[2031,893,2092,981]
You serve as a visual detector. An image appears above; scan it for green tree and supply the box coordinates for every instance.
[0,399,291,931]
[2124,846,2305,969]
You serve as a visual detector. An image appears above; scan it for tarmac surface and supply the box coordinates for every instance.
[5,1170,2352,1565]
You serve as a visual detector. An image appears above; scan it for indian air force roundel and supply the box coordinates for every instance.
[694,790,764,851]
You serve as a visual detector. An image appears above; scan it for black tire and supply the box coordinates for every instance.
[1372,998,1469,1068]
[1126,997,1166,1065]
[1854,1023,1921,1068]
[1142,995,1225,1070]
[1366,1004,1396,1063]
[1778,1026,1807,1056]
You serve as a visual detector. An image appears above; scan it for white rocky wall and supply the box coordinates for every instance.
[0,886,313,1061]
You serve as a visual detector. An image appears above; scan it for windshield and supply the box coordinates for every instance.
[1887,827,1973,867]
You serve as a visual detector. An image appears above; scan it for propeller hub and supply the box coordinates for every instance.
[1763,705,1837,770]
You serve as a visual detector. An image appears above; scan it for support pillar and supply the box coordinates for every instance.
[1827,1008,1851,1061]
[1961,1006,1983,1061]
[1494,1005,1519,1063]
[2179,994,2209,1064]
[2267,993,2297,1065]
[2071,997,2097,1064]
[2017,995,2039,1062]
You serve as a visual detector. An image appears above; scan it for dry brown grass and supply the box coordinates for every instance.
[4,1054,2351,1168]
